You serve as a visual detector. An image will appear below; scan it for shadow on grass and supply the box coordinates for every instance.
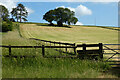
[36,23,72,28]
[106,68,120,78]
[98,26,120,31]
[103,61,120,78]
[4,55,36,58]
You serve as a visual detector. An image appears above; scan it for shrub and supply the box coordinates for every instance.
[1,21,13,32]
[10,18,15,22]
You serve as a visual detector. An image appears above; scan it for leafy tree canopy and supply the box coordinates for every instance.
[11,3,28,22]
[43,7,78,27]
[0,5,9,21]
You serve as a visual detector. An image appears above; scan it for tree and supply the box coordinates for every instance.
[0,5,9,21]
[11,8,18,22]
[43,10,55,26]
[10,18,15,22]
[11,3,28,22]
[43,7,78,26]
[0,5,13,32]
[68,17,78,25]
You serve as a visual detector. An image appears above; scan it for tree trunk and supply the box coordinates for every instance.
[57,21,63,27]
[20,11,22,23]
[20,17,21,22]
[49,22,54,26]
[17,16,18,22]
[20,10,22,23]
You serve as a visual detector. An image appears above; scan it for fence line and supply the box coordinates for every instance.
[29,38,75,46]
[1,45,77,57]
[1,43,103,58]
[77,43,103,59]
[104,44,120,45]
[0,45,76,48]
[29,38,76,55]
[2,43,119,59]
[1,43,120,68]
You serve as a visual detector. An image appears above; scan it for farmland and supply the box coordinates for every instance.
[20,23,118,44]
[1,1,119,78]
[1,23,119,78]
[20,23,119,61]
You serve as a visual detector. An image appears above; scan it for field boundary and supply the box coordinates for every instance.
[1,43,120,68]
[0,43,103,59]
[29,38,75,46]
[80,25,120,31]
[1,43,120,67]
[0,45,77,58]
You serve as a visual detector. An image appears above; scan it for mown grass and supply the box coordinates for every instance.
[1,22,119,78]
[20,24,118,44]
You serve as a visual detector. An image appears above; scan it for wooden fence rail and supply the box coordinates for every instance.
[104,44,120,45]
[1,43,120,68]
[76,43,103,59]
[1,43,104,58]
[0,45,76,48]
[77,44,101,47]
[3,43,118,60]
[29,38,75,46]
[0,45,77,57]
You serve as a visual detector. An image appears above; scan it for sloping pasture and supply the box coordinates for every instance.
[20,24,118,44]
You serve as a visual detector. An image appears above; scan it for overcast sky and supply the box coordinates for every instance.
[0,0,119,27]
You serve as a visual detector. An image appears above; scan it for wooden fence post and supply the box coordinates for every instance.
[99,43,103,59]
[83,44,86,51]
[66,44,67,53]
[54,42,55,46]
[83,44,86,55]
[42,45,45,57]
[59,42,61,52]
[9,45,11,56]
[73,43,76,55]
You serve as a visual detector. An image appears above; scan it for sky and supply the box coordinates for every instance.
[0,0,119,27]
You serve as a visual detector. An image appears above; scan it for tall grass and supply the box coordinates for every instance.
[2,57,114,78]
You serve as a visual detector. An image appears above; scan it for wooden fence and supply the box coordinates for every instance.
[29,38,76,56]
[0,45,77,58]
[77,43,103,59]
[103,44,120,68]
[29,38,75,46]
[0,43,103,59]
[1,43,120,68]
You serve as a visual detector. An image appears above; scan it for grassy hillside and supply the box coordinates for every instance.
[2,23,119,78]
[20,23,119,62]
[20,24,118,44]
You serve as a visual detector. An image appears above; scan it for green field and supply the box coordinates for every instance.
[2,23,119,78]
[20,23,118,44]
